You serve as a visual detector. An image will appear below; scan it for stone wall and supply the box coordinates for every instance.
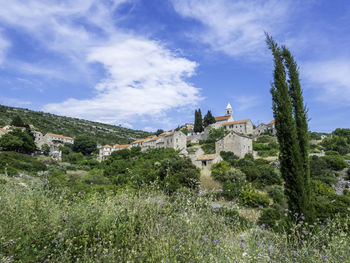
[215,131,253,158]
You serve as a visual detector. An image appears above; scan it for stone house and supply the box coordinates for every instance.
[195,154,222,168]
[222,119,254,135]
[254,120,276,136]
[215,131,253,158]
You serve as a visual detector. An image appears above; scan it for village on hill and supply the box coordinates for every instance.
[0,103,276,168]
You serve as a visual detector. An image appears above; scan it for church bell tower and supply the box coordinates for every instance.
[226,103,234,121]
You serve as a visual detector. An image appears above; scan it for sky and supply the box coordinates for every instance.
[0,0,349,133]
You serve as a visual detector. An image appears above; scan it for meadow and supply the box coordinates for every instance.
[0,182,349,262]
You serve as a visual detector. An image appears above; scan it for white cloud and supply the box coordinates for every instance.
[43,37,201,125]
[172,0,291,58]
[0,0,202,126]
[303,59,350,105]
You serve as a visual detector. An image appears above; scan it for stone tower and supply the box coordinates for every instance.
[225,103,234,121]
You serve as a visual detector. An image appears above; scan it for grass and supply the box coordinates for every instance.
[0,182,349,262]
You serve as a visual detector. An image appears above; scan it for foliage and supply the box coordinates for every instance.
[203,110,216,127]
[41,144,50,156]
[253,141,279,157]
[221,170,246,200]
[200,127,227,154]
[309,156,338,185]
[73,135,97,155]
[267,34,314,222]
[10,115,25,127]
[102,148,200,194]
[258,206,283,230]
[194,109,203,133]
[266,185,285,205]
[323,155,347,171]
[321,129,350,155]
[155,129,164,136]
[219,151,239,165]
[0,152,46,175]
[0,129,36,153]
[238,185,270,208]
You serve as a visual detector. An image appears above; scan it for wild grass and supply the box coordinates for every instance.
[0,183,349,262]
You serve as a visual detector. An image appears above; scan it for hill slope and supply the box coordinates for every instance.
[0,104,151,145]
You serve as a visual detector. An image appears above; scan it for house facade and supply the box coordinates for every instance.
[215,131,253,158]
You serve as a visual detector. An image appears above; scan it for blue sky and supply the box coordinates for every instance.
[0,0,349,132]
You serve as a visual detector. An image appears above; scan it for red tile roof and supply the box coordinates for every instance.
[113,144,130,149]
[222,119,250,126]
[267,120,275,125]
[215,115,229,121]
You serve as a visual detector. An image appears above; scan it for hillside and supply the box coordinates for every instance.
[0,104,151,145]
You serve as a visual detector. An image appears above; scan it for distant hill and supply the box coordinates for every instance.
[0,104,151,145]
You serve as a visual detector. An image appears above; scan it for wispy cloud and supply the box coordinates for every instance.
[172,0,292,58]
[44,38,200,125]
[0,0,202,127]
[303,59,350,106]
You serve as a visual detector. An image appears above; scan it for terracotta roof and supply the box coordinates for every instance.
[185,123,194,125]
[197,154,218,161]
[148,136,160,142]
[267,120,275,125]
[47,133,73,140]
[132,138,147,144]
[113,144,130,149]
[0,128,9,133]
[222,119,250,126]
[102,145,112,148]
[215,115,229,121]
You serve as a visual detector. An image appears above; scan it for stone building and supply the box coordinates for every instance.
[222,119,254,135]
[215,131,253,158]
[0,128,9,137]
[214,103,234,124]
[254,120,276,136]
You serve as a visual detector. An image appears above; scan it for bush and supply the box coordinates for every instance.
[238,185,270,208]
[221,170,246,200]
[210,161,231,183]
[258,207,282,230]
[266,185,285,205]
[324,155,347,171]
[6,166,18,176]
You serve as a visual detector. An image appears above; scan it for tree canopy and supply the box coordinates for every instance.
[73,135,97,155]
[203,110,216,127]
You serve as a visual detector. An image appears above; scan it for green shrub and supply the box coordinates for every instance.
[266,185,285,205]
[210,161,231,183]
[6,166,18,176]
[324,155,347,170]
[221,170,246,200]
[325,150,341,156]
[257,207,282,230]
[238,185,270,208]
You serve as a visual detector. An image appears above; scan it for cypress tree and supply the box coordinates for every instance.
[266,34,313,222]
[282,46,314,221]
[197,109,204,132]
[203,110,216,127]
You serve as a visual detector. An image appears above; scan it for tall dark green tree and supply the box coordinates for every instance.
[10,115,25,127]
[194,109,203,133]
[203,110,216,127]
[266,34,314,222]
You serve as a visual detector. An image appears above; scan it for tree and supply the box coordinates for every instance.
[73,135,96,155]
[266,34,314,222]
[203,110,216,127]
[0,129,36,153]
[156,129,164,136]
[41,144,50,156]
[10,115,25,127]
[194,109,203,133]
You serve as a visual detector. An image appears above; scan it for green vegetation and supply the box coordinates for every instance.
[267,34,314,222]
[0,128,36,153]
[203,110,216,127]
[194,108,203,133]
[0,104,151,145]
[72,135,97,156]
[200,127,227,154]
[321,128,350,155]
